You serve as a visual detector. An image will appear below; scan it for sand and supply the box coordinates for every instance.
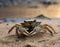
[0,19,60,47]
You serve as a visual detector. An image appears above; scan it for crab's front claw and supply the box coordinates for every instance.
[18,27,30,36]
[30,26,42,36]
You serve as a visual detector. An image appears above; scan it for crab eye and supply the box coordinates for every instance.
[24,21,27,22]
[34,20,36,22]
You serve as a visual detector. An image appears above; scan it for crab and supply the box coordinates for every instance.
[8,20,56,38]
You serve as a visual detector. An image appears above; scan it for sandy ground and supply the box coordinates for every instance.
[0,4,60,18]
[0,19,60,47]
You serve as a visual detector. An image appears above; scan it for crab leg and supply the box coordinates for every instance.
[45,26,53,36]
[16,27,20,38]
[42,24,56,34]
[8,25,16,33]
[8,24,21,33]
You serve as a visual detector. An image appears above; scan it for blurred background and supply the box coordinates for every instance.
[0,0,60,18]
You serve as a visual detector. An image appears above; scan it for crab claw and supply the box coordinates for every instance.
[29,26,42,36]
[18,27,30,36]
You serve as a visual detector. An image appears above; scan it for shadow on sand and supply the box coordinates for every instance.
[0,32,52,45]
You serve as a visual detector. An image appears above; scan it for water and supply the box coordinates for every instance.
[0,18,36,23]
[0,18,60,23]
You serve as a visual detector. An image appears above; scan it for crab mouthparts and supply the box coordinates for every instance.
[27,26,34,33]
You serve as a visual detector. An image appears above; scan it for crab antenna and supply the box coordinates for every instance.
[8,26,15,33]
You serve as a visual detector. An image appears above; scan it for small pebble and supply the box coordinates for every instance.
[24,44,32,47]
[23,44,36,47]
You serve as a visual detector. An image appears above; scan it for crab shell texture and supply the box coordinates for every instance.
[20,20,42,36]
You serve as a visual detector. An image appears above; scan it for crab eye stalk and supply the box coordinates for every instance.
[34,20,36,22]
[24,21,27,22]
